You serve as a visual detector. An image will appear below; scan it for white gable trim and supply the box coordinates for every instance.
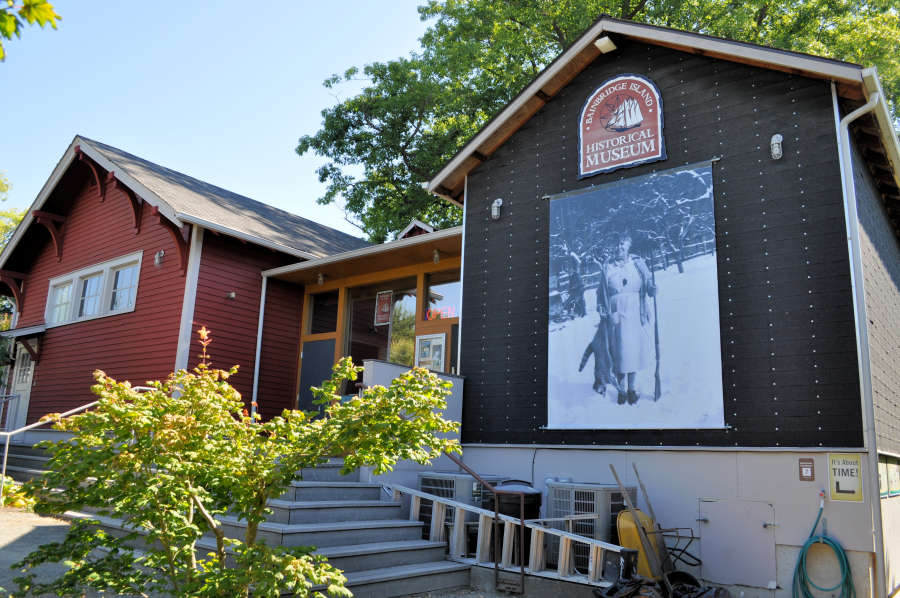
[0,137,183,271]
[397,219,434,239]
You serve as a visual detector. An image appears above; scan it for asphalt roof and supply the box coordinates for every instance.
[78,136,369,258]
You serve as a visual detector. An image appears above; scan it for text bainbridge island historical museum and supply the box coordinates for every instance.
[579,74,666,177]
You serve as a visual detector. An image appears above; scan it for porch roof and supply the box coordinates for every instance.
[263,227,462,285]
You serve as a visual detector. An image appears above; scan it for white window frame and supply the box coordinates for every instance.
[44,251,143,327]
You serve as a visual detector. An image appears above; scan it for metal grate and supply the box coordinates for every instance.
[546,482,637,573]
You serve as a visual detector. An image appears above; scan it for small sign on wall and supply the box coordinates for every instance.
[374,290,393,326]
[828,453,863,502]
[798,458,815,482]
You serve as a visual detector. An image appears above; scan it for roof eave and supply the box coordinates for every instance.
[262,226,463,279]
[861,68,900,194]
[174,212,321,261]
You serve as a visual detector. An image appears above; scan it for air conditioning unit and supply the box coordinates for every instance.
[545,481,638,573]
[417,471,508,537]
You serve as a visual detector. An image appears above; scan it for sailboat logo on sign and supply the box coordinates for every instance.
[579,74,666,177]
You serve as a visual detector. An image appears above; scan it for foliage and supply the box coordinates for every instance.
[389,301,415,366]
[298,0,900,241]
[0,0,60,60]
[0,474,35,509]
[15,331,460,597]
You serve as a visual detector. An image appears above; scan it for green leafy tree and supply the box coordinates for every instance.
[298,0,900,241]
[0,0,60,60]
[15,330,460,597]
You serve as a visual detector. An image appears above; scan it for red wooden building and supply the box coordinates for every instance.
[0,136,368,429]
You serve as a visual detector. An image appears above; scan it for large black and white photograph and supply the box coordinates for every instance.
[547,163,725,429]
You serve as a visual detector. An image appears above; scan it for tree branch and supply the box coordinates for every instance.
[189,489,226,566]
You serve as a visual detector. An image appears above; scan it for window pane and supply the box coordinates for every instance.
[389,289,416,367]
[309,291,339,334]
[110,264,138,310]
[424,270,461,321]
[49,282,72,323]
[78,274,103,317]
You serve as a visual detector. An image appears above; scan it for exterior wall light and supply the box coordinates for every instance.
[491,198,503,221]
[433,249,440,264]
[317,273,324,285]
[154,250,165,267]
[770,134,784,160]
[226,291,236,300]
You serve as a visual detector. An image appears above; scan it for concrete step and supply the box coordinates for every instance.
[299,462,359,483]
[218,515,424,548]
[266,499,402,524]
[2,444,50,458]
[334,561,470,598]
[2,452,50,471]
[280,481,384,502]
[317,540,448,573]
[1,464,45,483]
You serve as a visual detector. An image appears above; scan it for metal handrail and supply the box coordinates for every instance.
[444,451,527,593]
[0,400,99,506]
[0,394,20,433]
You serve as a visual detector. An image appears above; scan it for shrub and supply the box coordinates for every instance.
[14,331,460,597]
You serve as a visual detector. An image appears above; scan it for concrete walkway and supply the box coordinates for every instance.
[0,507,78,597]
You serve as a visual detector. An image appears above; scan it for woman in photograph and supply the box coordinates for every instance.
[598,232,655,404]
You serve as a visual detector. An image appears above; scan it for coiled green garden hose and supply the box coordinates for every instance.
[792,493,855,598]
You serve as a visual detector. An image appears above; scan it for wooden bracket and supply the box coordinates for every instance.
[108,172,143,234]
[17,337,40,363]
[151,206,189,273]
[32,210,66,262]
[75,146,106,201]
[0,270,25,313]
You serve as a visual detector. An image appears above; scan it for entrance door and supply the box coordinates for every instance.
[10,342,35,431]
[297,339,336,412]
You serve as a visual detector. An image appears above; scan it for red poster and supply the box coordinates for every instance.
[579,74,666,178]
[374,290,393,326]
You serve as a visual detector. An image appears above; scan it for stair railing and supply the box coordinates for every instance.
[0,394,20,433]
[388,481,629,590]
[0,386,153,507]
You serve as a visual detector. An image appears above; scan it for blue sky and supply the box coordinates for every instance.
[0,1,431,237]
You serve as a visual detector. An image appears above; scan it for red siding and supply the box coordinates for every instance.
[189,234,300,416]
[256,278,303,419]
[18,179,186,423]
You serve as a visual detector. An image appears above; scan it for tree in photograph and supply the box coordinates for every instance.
[0,0,60,60]
[299,0,900,241]
[15,330,460,598]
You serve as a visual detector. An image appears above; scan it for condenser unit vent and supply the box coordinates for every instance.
[417,472,507,537]
[545,481,638,573]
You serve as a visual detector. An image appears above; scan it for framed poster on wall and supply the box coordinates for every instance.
[546,161,724,429]
[415,333,446,372]
[374,290,393,326]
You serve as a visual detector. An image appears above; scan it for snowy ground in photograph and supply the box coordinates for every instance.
[547,253,725,429]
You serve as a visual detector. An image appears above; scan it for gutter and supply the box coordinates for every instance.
[832,81,887,598]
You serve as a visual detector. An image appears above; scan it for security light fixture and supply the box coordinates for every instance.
[491,198,503,221]
[317,273,324,285]
[433,249,440,264]
[594,36,617,54]
[770,133,784,160]
[154,250,165,267]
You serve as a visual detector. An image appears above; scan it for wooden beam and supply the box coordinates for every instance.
[109,172,143,234]
[0,272,24,312]
[151,206,190,273]
[32,210,65,262]
[76,146,106,201]
[17,338,40,363]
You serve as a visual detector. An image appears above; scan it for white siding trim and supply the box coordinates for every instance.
[250,274,268,418]
[174,226,204,371]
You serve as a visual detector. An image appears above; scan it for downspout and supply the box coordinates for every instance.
[832,82,886,598]
[250,274,268,420]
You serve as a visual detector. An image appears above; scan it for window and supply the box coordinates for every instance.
[110,264,139,311]
[48,282,73,324]
[78,273,103,317]
[44,252,143,327]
